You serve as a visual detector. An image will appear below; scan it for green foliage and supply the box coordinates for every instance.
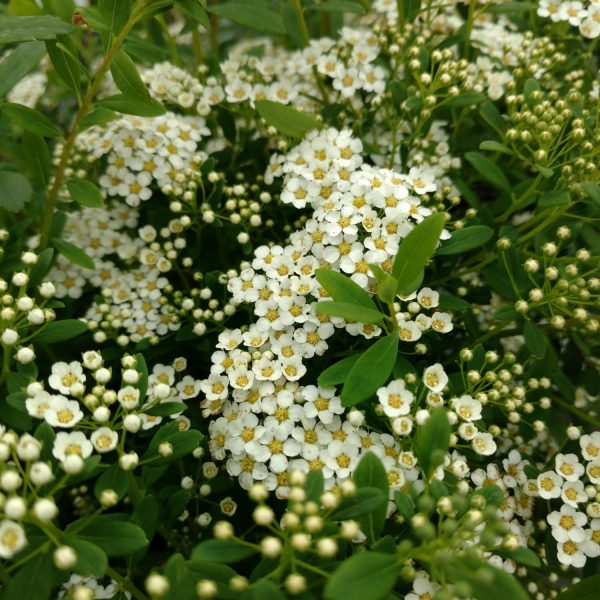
[66,179,105,208]
[0,170,32,212]
[415,407,451,480]
[0,15,75,44]
[437,226,494,255]
[206,2,286,34]
[1,102,62,137]
[255,100,321,139]
[0,41,45,97]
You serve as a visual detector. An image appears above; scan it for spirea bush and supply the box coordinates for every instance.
[0,0,598,598]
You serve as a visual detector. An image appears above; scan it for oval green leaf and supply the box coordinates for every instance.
[66,179,105,208]
[437,225,494,255]
[255,99,320,139]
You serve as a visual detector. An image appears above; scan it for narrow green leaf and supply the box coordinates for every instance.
[110,50,151,102]
[0,41,45,98]
[487,2,536,13]
[66,179,105,208]
[22,132,50,187]
[51,237,95,270]
[445,91,486,108]
[304,470,325,503]
[99,94,166,117]
[309,1,367,14]
[0,170,33,212]
[317,354,361,387]
[143,422,202,466]
[192,540,257,564]
[465,151,511,192]
[480,100,507,134]
[206,3,286,34]
[316,268,378,310]
[34,319,88,344]
[415,407,450,480]
[80,106,118,129]
[144,402,187,417]
[329,487,387,521]
[255,99,320,139]
[99,0,131,34]
[494,546,541,568]
[94,463,129,502]
[392,213,446,293]
[45,36,84,95]
[353,452,389,542]
[341,334,398,407]
[437,225,494,255]
[2,102,62,137]
[394,491,415,520]
[28,247,54,286]
[175,0,211,27]
[523,320,547,358]
[479,140,513,155]
[0,16,75,45]
[316,301,386,324]
[325,551,398,600]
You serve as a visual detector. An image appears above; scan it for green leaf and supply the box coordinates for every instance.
[22,131,50,187]
[1,553,54,600]
[341,334,398,407]
[316,301,386,324]
[242,580,287,600]
[487,2,536,13]
[66,515,148,557]
[317,354,361,387]
[0,16,75,44]
[480,100,507,134]
[329,487,387,521]
[493,305,518,321]
[51,237,95,269]
[304,469,325,503]
[582,182,600,208]
[206,3,286,34]
[309,1,366,14]
[394,490,415,520]
[353,452,389,542]
[99,94,166,117]
[0,41,45,98]
[479,140,513,155]
[325,551,398,600]
[440,555,528,600]
[369,265,398,304]
[472,485,504,509]
[315,268,378,310]
[523,320,547,358]
[0,170,32,212]
[494,546,541,568]
[465,151,511,192]
[110,50,151,103]
[557,574,600,600]
[2,102,62,137]
[255,100,320,139]
[538,189,569,208]
[392,213,446,293]
[144,402,187,417]
[80,106,118,129]
[34,319,88,344]
[445,91,486,108]
[66,179,105,208]
[99,0,131,34]
[535,165,554,178]
[94,463,129,502]
[175,0,210,28]
[135,352,148,402]
[401,0,422,21]
[415,407,450,480]
[66,538,109,578]
[28,247,54,286]
[143,422,202,466]
[45,36,84,95]
[437,225,494,255]
[192,539,258,564]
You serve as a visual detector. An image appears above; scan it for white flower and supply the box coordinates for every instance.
[580,432,600,461]
[555,453,584,482]
[537,471,564,499]
[422,363,448,392]
[406,571,439,600]
[52,431,93,462]
[430,311,453,333]
[0,520,27,559]
[586,459,600,484]
[548,505,587,542]
[557,539,591,568]
[471,432,497,456]
[561,480,587,508]
[48,361,86,395]
[44,396,84,428]
[453,395,482,422]
[91,427,119,453]
[416,287,439,309]
[376,380,414,418]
